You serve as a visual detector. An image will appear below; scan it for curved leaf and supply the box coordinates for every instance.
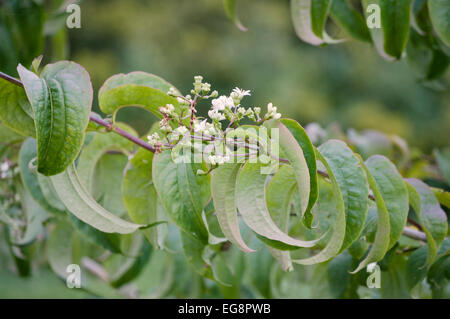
[223,0,247,32]
[290,0,333,46]
[351,156,393,273]
[428,0,450,46]
[379,0,413,59]
[405,178,448,265]
[330,0,371,42]
[17,61,93,176]
[236,162,321,248]
[265,165,296,271]
[78,125,136,194]
[319,140,369,251]
[211,163,254,253]
[51,164,143,234]
[280,118,318,228]
[265,120,310,216]
[18,138,65,215]
[152,151,210,244]
[292,149,346,265]
[123,148,164,249]
[98,71,179,118]
[0,80,35,137]
[369,155,409,249]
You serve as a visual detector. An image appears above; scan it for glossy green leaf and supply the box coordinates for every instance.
[98,71,179,118]
[405,178,448,265]
[318,140,369,251]
[17,61,93,176]
[223,0,247,32]
[280,118,318,228]
[428,0,450,46]
[0,80,35,137]
[351,156,392,273]
[330,0,371,42]
[152,151,210,244]
[123,148,164,249]
[236,161,321,249]
[405,245,428,290]
[292,149,346,265]
[369,155,409,249]
[51,164,143,234]
[18,138,65,215]
[211,163,254,253]
[379,0,413,59]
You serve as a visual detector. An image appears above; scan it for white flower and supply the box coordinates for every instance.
[253,107,261,114]
[194,75,203,83]
[267,103,276,114]
[193,119,208,133]
[160,104,175,116]
[208,109,225,121]
[237,107,246,115]
[232,87,251,99]
[174,125,188,137]
[147,132,160,146]
[211,95,234,111]
[208,155,217,165]
[167,87,179,96]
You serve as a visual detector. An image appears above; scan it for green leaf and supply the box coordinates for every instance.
[428,0,450,46]
[405,245,428,290]
[17,61,93,176]
[265,165,296,271]
[180,232,233,287]
[10,184,48,246]
[265,120,310,216]
[432,187,450,209]
[48,220,75,279]
[351,156,392,273]
[292,148,346,265]
[77,125,136,194]
[98,71,179,118]
[223,0,247,32]
[405,179,448,265]
[368,155,409,249]
[0,124,24,145]
[123,148,164,249]
[152,151,210,244]
[379,0,413,59]
[68,213,122,254]
[211,163,254,253]
[328,251,363,298]
[435,148,450,185]
[18,138,65,215]
[317,140,369,252]
[50,164,143,234]
[236,161,321,249]
[329,0,371,42]
[290,0,333,46]
[0,79,35,137]
[280,118,318,228]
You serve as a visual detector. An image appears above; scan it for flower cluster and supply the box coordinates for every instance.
[146,76,282,169]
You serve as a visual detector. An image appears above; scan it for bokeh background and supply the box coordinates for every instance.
[67,0,449,151]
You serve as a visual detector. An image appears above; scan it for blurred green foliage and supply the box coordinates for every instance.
[66,0,449,150]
